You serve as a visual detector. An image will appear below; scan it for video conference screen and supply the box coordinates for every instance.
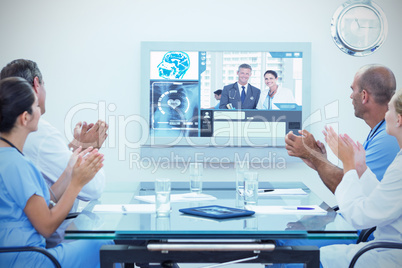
[149,49,305,145]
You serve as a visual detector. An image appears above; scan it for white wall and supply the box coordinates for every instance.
[1,0,401,206]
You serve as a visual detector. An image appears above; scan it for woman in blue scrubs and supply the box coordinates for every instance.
[0,77,113,267]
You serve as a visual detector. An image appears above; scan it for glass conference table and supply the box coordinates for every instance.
[66,181,357,267]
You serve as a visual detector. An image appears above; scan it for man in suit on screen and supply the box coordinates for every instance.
[219,63,261,109]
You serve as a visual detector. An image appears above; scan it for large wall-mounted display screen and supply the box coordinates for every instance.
[141,42,311,148]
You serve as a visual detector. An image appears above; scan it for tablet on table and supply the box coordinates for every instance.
[179,205,255,219]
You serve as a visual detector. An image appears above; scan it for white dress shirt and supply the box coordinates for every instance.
[238,82,248,94]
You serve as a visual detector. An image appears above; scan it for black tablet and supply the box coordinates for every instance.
[179,205,255,219]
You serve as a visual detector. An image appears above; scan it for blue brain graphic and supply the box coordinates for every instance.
[157,51,190,79]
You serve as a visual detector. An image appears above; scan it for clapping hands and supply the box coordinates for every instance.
[323,126,367,176]
[285,129,327,170]
[69,120,108,150]
[69,146,104,188]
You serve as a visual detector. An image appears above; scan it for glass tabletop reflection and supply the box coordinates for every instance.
[65,181,357,241]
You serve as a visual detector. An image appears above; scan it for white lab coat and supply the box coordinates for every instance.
[256,85,295,110]
[321,149,402,267]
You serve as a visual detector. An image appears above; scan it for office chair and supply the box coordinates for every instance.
[66,212,80,219]
[349,226,402,267]
[356,226,376,244]
[333,207,376,244]
[348,241,402,268]
[0,246,61,268]
[0,212,79,267]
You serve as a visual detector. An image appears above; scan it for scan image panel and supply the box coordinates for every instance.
[151,81,200,134]
[150,51,199,80]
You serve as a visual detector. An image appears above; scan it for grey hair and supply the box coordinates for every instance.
[238,63,252,72]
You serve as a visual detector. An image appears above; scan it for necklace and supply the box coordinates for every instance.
[0,137,24,156]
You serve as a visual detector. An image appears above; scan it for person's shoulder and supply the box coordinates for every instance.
[27,119,60,143]
[280,86,292,93]
[394,150,402,162]
[0,148,24,162]
[395,151,402,166]
[37,118,60,134]
[376,122,397,141]
[0,149,37,171]
[249,84,260,91]
[382,150,402,180]
[369,124,399,152]
[25,118,62,149]
[260,87,269,94]
[0,150,46,197]
[223,83,235,89]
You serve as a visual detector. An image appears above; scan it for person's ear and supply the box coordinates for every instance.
[33,76,41,95]
[23,111,32,126]
[361,89,368,104]
[16,111,30,127]
[397,114,402,127]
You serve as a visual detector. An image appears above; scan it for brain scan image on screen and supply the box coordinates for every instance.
[157,51,190,79]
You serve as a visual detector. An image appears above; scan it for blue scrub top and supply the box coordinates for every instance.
[363,120,399,181]
[0,147,112,268]
[0,148,50,265]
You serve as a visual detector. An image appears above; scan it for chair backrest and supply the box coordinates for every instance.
[356,226,376,244]
[0,246,61,268]
[349,242,402,268]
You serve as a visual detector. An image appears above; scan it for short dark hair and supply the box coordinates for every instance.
[238,63,252,72]
[358,64,396,105]
[214,89,222,95]
[0,77,35,133]
[264,70,278,78]
[0,59,43,86]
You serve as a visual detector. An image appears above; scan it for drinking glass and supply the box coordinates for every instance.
[155,178,171,216]
[235,161,250,196]
[189,163,203,194]
[244,172,258,206]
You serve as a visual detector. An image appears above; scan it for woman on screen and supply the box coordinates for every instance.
[0,77,113,267]
[257,70,295,110]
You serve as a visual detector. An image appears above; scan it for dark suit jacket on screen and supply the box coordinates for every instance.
[219,83,261,109]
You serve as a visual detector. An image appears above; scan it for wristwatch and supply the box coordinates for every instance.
[331,0,388,56]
